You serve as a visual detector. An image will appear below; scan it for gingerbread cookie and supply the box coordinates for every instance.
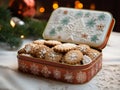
[18,48,26,54]
[64,50,83,65]
[32,39,45,45]
[53,43,77,53]
[44,40,62,47]
[76,44,91,54]
[33,45,50,59]
[24,43,36,54]
[20,53,32,57]
[45,49,63,62]
[87,49,101,60]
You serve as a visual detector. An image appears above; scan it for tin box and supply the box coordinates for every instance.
[17,7,115,84]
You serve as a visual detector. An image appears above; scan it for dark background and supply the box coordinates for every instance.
[0,0,120,32]
[36,0,120,32]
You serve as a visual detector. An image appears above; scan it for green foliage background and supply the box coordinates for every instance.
[0,6,47,49]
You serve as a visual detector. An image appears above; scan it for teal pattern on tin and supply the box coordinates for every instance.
[84,12,91,17]
[49,28,56,36]
[76,11,83,17]
[44,8,112,47]
[91,35,99,42]
[98,14,106,21]
[61,17,70,25]
[86,18,96,28]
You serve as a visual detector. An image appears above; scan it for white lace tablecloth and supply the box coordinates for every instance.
[0,32,120,90]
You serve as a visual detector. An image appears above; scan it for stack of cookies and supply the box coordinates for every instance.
[18,39,101,65]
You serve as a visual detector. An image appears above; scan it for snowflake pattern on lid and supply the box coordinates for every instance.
[43,8,112,48]
[96,24,105,31]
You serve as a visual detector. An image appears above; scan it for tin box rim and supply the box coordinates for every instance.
[17,53,102,70]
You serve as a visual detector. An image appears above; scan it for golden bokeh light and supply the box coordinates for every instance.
[39,7,45,13]
[10,20,15,28]
[77,3,83,9]
[90,3,96,10]
[20,35,25,39]
[18,11,22,14]
[75,0,83,9]
[53,2,59,10]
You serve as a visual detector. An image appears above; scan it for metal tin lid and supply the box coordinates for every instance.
[43,7,115,49]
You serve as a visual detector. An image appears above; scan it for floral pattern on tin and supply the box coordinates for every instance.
[30,64,39,75]
[41,66,51,78]
[76,71,87,83]
[64,71,74,83]
[53,69,61,79]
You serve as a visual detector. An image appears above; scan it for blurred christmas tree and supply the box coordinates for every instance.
[0,6,47,50]
[0,6,23,50]
[23,18,47,39]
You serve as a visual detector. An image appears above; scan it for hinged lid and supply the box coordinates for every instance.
[43,7,115,49]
